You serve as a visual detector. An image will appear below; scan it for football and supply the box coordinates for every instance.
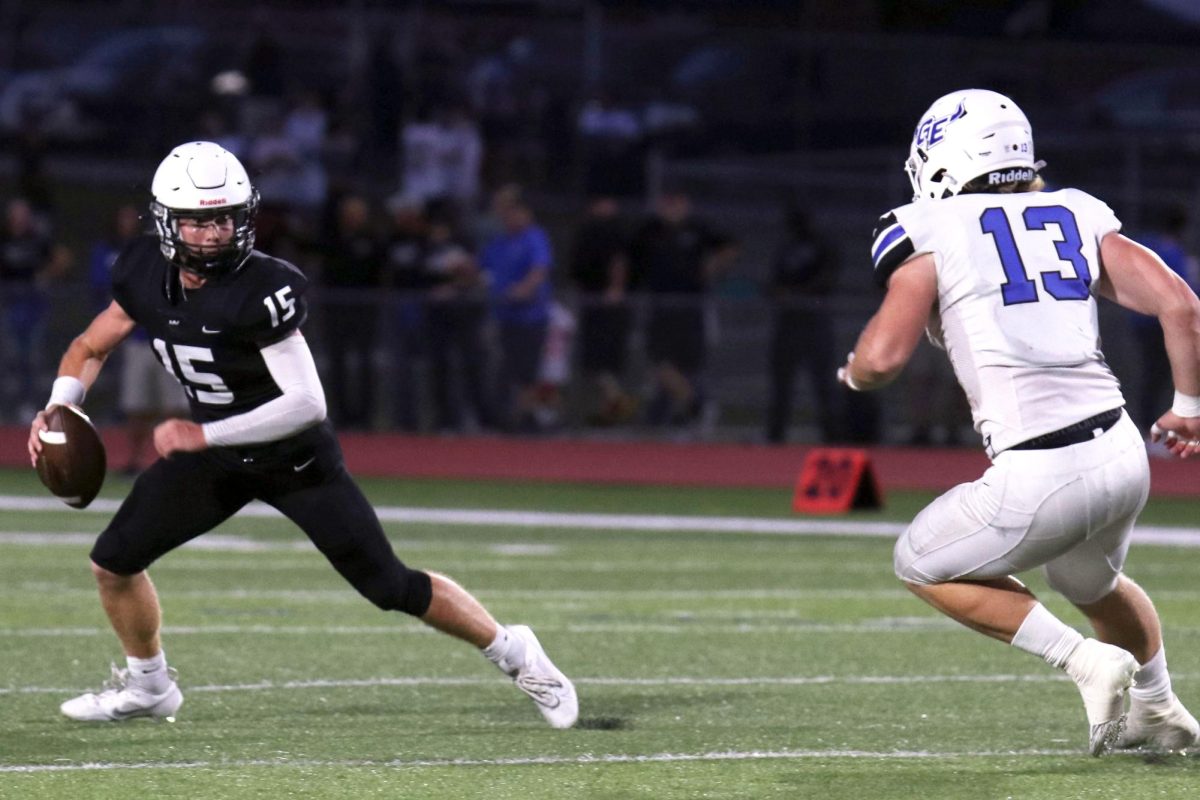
[34,404,107,509]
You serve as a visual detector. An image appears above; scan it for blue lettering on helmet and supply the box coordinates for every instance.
[915,99,967,150]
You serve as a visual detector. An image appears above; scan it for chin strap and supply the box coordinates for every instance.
[164,261,184,305]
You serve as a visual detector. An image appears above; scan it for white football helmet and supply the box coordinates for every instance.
[904,89,1044,201]
[149,141,259,276]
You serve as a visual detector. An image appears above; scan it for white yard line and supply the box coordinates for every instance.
[3,670,1196,698]
[3,495,1199,545]
[0,586,916,600]
[15,586,1185,602]
[0,747,1111,773]
[0,672,1088,697]
[15,618,1200,638]
[0,619,963,638]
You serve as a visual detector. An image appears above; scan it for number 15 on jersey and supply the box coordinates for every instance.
[264,286,296,328]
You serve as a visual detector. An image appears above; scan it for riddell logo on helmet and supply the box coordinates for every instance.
[987,168,1035,185]
[199,198,227,206]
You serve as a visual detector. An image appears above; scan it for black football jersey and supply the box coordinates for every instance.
[111,236,309,425]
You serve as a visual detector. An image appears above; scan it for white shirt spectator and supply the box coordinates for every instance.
[401,110,483,209]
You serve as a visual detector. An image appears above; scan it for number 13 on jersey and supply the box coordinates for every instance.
[980,205,1093,306]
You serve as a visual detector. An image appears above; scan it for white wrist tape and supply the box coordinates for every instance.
[47,376,86,409]
[837,352,863,391]
[1173,391,1200,418]
[837,366,863,391]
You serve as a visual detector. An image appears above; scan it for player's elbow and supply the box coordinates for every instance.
[1158,284,1200,334]
[70,333,109,365]
[852,364,901,391]
[852,347,907,390]
[284,385,327,427]
[299,388,328,426]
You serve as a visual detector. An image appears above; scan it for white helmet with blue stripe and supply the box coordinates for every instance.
[904,89,1044,201]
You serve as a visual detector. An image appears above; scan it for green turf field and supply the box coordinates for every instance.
[1,466,1198,799]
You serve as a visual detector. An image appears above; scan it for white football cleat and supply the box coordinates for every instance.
[1065,639,1138,756]
[497,625,578,729]
[60,665,183,722]
[1115,694,1200,752]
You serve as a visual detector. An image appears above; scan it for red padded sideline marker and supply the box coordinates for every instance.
[792,448,884,514]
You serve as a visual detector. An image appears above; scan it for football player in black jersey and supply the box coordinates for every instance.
[27,141,577,728]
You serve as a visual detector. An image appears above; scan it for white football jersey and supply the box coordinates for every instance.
[870,188,1126,456]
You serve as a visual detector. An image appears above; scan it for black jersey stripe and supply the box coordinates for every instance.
[873,237,915,288]
[870,211,916,288]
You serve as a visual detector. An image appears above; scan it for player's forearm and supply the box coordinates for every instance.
[52,336,110,400]
[51,301,136,401]
[201,389,326,447]
[201,333,327,447]
[840,255,937,392]
[840,313,915,391]
[844,349,905,391]
[1160,295,1200,397]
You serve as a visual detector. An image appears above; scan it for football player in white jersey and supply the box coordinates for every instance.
[840,89,1200,755]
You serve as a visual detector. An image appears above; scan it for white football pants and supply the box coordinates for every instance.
[894,411,1149,605]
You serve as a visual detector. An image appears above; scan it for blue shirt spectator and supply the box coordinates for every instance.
[481,192,553,325]
[478,185,554,432]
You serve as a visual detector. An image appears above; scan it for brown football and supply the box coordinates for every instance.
[34,404,107,509]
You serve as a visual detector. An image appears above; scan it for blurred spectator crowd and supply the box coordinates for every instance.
[4,148,901,445]
[0,9,870,446]
[3,2,1200,448]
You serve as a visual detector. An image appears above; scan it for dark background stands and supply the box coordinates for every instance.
[318,194,384,430]
[568,195,638,426]
[629,187,737,428]
[764,207,841,444]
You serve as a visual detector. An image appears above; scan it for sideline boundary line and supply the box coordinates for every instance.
[2,495,1199,546]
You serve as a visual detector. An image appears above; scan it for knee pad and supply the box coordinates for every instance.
[345,558,432,617]
[393,567,433,617]
[89,530,154,576]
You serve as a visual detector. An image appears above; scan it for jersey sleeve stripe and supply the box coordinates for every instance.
[872,237,916,288]
[871,223,908,267]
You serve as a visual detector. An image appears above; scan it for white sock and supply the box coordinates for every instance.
[482,626,525,676]
[127,652,171,694]
[1011,603,1084,669]
[1129,647,1173,706]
